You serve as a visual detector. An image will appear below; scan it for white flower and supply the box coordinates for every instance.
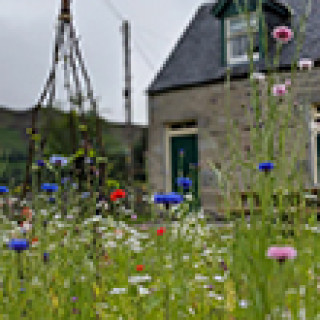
[40,209,48,217]
[54,214,61,220]
[128,275,151,284]
[32,276,42,287]
[48,243,56,251]
[64,279,70,288]
[106,241,117,248]
[195,274,208,282]
[109,288,127,295]
[188,307,195,315]
[138,286,150,295]
[92,216,102,222]
[185,193,193,201]
[208,292,224,300]
[239,300,249,308]
[214,275,225,282]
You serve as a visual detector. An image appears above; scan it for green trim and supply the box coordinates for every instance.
[265,1,291,18]
[211,0,229,18]
[221,18,226,66]
[211,0,290,19]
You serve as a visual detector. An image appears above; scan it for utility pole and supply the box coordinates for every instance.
[122,20,134,210]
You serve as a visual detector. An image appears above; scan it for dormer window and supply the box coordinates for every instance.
[226,13,259,65]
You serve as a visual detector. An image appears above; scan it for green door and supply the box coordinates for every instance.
[171,134,198,196]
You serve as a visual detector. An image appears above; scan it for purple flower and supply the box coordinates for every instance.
[272,84,287,97]
[267,246,297,263]
[272,26,294,43]
[72,296,78,302]
[72,308,80,314]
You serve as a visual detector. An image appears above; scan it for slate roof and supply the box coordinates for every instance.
[148,0,320,94]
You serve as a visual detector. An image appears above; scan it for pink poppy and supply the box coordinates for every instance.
[267,246,297,263]
[272,26,294,43]
[272,84,287,97]
[298,58,313,70]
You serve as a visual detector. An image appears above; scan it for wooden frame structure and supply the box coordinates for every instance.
[22,0,106,199]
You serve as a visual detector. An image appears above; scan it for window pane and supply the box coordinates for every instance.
[230,18,247,33]
[230,35,249,57]
[229,15,257,34]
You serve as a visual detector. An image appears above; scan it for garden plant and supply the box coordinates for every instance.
[0,0,319,319]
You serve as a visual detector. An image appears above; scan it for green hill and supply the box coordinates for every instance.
[0,106,147,185]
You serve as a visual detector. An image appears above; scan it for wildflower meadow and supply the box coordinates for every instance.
[1,0,320,319]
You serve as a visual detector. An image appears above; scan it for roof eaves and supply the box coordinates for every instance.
[211,0,230,18]
[149,59,320,96]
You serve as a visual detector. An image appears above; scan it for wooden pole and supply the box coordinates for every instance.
[122,20,134,210]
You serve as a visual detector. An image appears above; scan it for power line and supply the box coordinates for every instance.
[132,39,155,71]
[101,0,124,21]
[100,1,158,71]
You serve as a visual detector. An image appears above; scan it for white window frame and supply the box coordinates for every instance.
[225,12,259,65]
[311,105,320,185]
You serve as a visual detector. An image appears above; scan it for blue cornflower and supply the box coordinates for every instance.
[81,192,90,199]
[61,177,70,185]
[49,155,68,166]
[41,183,58,192]
[36,159,45,167]
[0,186,9,193]
[258,162,275,172]
[48,197,55,203]
[43,252,49,263]
[176,177,192,190]
[8,239,29,252]
[154,192,183,205]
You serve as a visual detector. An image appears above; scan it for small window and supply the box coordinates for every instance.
[226,13,259,65]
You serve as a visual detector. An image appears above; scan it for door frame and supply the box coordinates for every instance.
[311,104,320,185]
[165,126,198,193]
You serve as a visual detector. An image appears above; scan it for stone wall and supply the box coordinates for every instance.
[148,67,320,213]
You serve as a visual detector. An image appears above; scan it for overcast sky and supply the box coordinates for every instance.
[0,0,209,124]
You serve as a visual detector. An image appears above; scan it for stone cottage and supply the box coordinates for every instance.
[147,0,320,214]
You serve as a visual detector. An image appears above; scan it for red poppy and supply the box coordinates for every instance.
[136,264,144,272]
[110,189,126,202]
[157,227,166,236]
[32,237,38,244]
[21,207,32,220]
[110,193,117,202]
